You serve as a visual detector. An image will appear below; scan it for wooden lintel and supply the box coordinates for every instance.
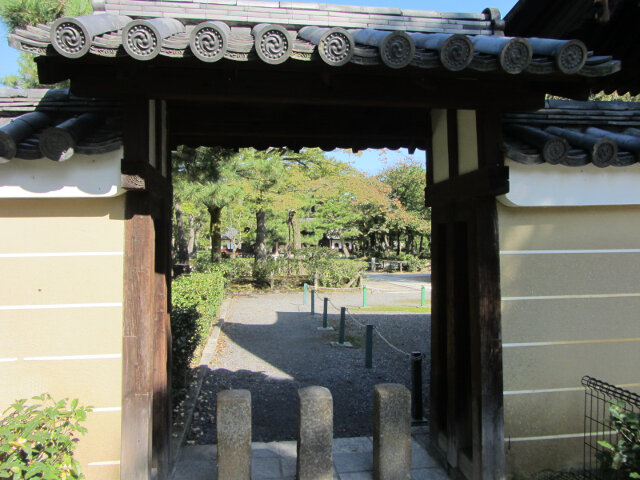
[39,56,553,111]
[425,166,509,207]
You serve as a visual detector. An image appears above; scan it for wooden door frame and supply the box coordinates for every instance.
[120,99,173,480]
[426,108,506,480]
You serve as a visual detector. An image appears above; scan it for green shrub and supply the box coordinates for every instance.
[170,306,200,393]
[0,394,91,480]
[381,253,429,272]
[316,259,366,287]
[597,402,640,479]
[219,257,253,281]
[299,247,365,287]
[171,268,226,395]
[192,250,213,273]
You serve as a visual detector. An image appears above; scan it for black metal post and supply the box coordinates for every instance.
[365,325,373,368]
[323,297,328,328]
[311,289,315,315]
[411,352,423,421]
[339,307,346,344]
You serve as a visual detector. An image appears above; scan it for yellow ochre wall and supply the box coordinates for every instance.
[0,196,126,480]
[498,201,640,477]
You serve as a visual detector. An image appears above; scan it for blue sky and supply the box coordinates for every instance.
[0,0,518,173]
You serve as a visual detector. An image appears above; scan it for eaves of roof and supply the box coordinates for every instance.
[505,0,640,95]
[0,89,122,162]
[7,0,620,78]
[502,99,640,168]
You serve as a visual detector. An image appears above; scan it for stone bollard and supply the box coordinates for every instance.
[373,384,411,480]
[217,389,252,480]
[297,386,333,480]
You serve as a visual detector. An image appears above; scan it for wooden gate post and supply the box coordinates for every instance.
[122,192,155,480]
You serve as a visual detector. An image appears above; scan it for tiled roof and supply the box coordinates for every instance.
[7,0,620,76]
[0,89,122,162]
[502,100,640,168]
[505,0,640,95]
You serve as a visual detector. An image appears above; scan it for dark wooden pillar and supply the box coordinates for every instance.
[122,192,155,480]
[469,198,504,480]
[121,99,173,480]
[427,107,506,480]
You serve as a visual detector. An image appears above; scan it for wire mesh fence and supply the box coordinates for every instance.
[582,375,640,479]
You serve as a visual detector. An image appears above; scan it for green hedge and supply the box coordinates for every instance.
[217,249,365,288]
[171,268,226,397]
[301,247,366,287]
[379,253,430,272]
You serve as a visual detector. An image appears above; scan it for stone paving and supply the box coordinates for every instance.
[173,432,448,480]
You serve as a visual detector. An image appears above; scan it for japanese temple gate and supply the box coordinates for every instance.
[2,0,639,479]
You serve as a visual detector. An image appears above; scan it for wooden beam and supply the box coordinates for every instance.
[122,192,155,480]
[123,99,149,166]
[475,109,503,169]
[445,222,459,469]
[152,210,171,480]
[48,57,550,110]
[425,166,509,207]
[447,109,460,178]
[468,198,505,480]
[121,162,172,200]
[425,110,434,188]
[428,216,448,462]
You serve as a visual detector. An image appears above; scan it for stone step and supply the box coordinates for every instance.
[172,433,448,480]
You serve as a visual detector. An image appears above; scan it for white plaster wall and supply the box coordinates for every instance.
[0,149,124,198]
[501,159,640,207]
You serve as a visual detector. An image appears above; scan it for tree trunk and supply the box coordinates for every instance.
[407,231,415,255]
[286,212,292,252]
[208,205,222,263]
[187,216,197,259]
[341,234,350,258]
[287,209,302,252]
[293,214,301,250]
[255,209,268,262]
[396,231,401,255]
[174,202,189,264]
[419,235,424,254]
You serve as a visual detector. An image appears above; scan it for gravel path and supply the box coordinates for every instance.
[188,287,431,444]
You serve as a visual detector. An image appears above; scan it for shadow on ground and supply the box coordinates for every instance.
[188,297,430,444]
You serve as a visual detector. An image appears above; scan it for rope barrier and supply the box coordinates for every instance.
[310,285,361,291]
[366,289,420,294]
[326,298,414,357]
[372,327,413,358]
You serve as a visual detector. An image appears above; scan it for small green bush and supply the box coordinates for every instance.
[300,247,365,287]
[219,257,253,281]
[380,253,429,272]
[171,268,226,395]
[0,394,91,480]
[597,402,640,479]
[192,250,214,273]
